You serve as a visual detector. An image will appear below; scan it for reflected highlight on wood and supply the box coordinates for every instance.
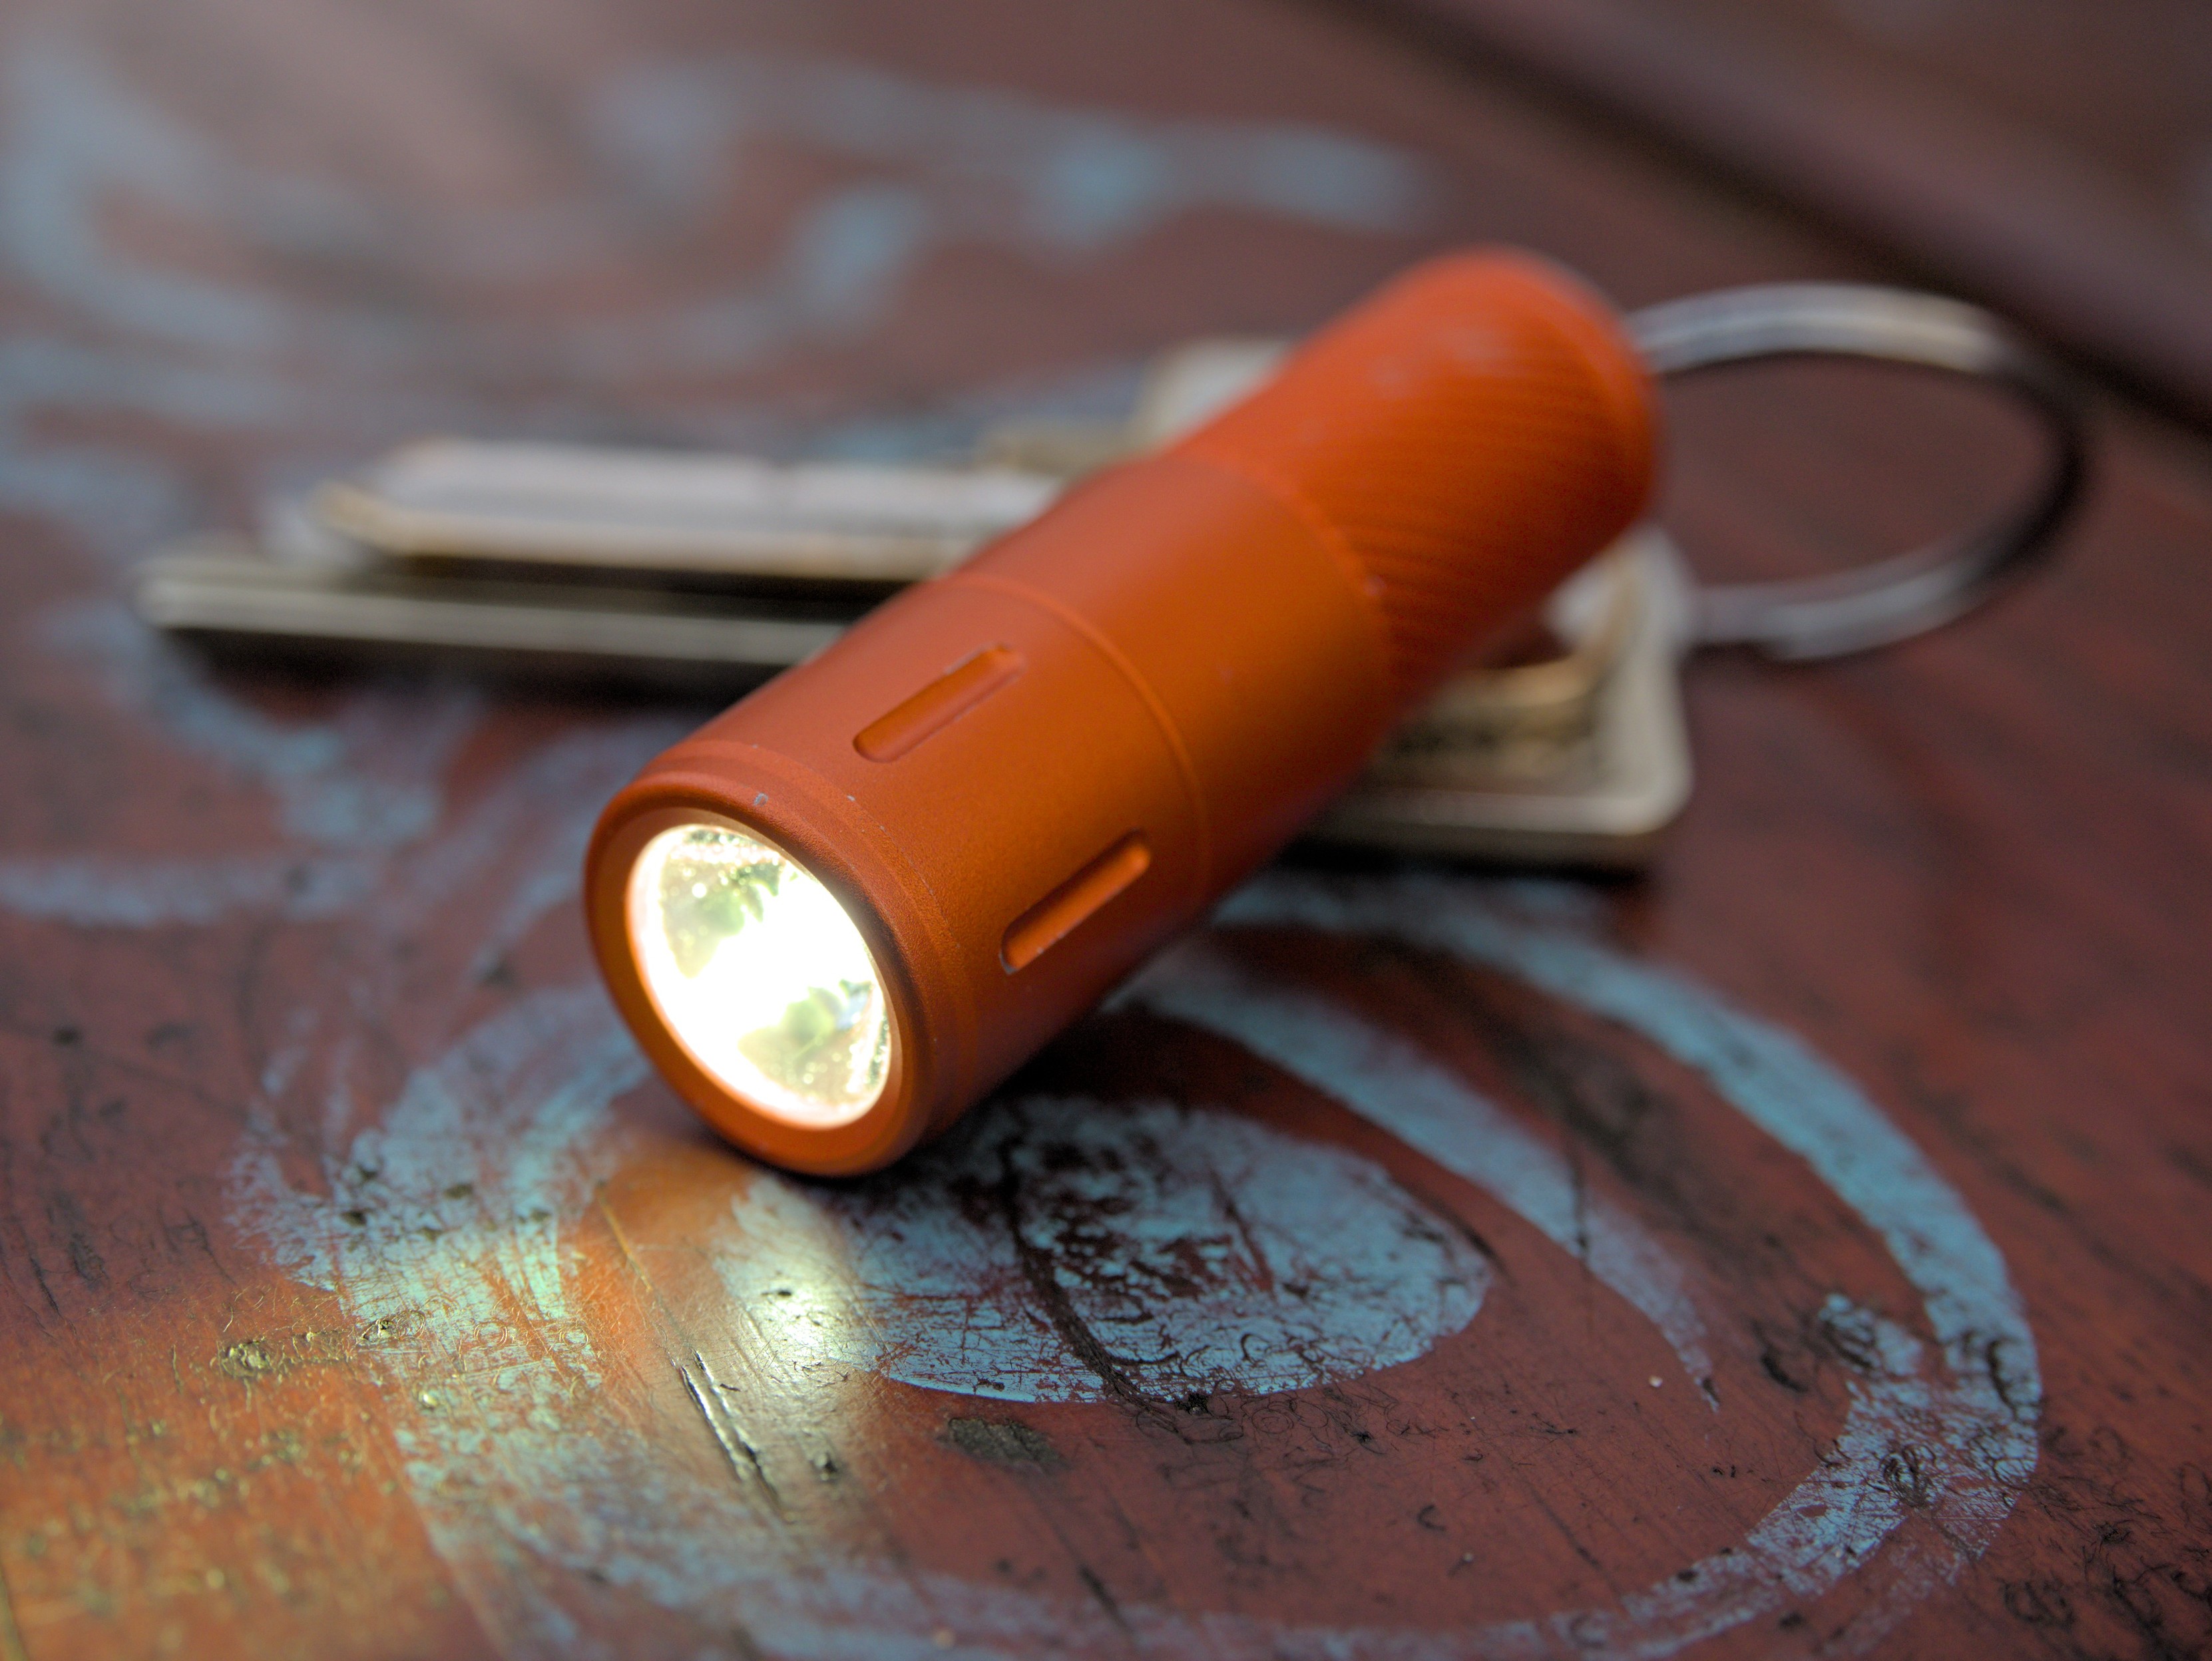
[0,0,2205,1657]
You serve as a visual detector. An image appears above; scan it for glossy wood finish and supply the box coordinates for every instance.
[0,2,2207,1657]
[1359,0,2212,423]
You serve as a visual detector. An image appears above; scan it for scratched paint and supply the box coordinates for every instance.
[33,600,475,850]
[721,1094,1489,1403]
[228,986,662,1656]
[2,37,1433,394]
[595,53,1427,243]
[1202,872,2043,1655]
[1220,871,2041,1399]
[585,51,1431,377]
[231,987,642,1302]
[0,611,679,936]
[11,27,2035,1652]
[220,865,2040,1658]
[578,53,1431,375]
[1119,946,1717,1395]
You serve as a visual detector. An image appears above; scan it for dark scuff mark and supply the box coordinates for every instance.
[1441,1211,1503,1272]
[2168,1142,2212,1194]
[1882,1445,1934,1510]
[161,1208,234,1286]
[1076,1564,1132,1635]
[2001,1579,2076,1630]
[993,1141,1155,1409]
[65,1230,105,1288]
[45,1191,106,1288]
[1753,1322,1811,1394]
[23,1250,59,1317]
[1984,1336,2036,1419]
[943,1417,1063,1470]
[1206,1170,1275,1294]
[1458,993,1673,1200]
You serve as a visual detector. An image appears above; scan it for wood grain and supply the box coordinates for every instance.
[1354,0,2212,423]
[0,1,2207,1656]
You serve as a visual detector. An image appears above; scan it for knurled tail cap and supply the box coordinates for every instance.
[1173,249,1658,702]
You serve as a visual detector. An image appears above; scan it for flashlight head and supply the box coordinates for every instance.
[626,821,891,1127]
[589,776,957,1174]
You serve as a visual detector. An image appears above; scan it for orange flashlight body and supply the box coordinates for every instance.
[584,251,1658,1175]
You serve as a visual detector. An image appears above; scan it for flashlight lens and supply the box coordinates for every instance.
[626,823,892,1128]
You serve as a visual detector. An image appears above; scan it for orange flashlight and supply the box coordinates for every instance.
[582,250,1656,1174]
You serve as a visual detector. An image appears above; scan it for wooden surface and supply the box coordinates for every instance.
[2,2,2210,1657]
[1360,0,2212,424]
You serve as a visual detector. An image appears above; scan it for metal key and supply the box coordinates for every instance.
[132,283,2084,866]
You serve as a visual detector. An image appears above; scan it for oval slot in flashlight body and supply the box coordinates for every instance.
[586,250,1658,1173]
[855,645,1024,761]
[1002,832,1152,973]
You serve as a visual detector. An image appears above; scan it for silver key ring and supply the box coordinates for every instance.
[1629,283,2090,660]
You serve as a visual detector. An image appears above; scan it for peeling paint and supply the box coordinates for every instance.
[17,21,2031,1650]
[1120,945,1716,1394]
[37,600,473,853]
[722,1095,1490,1403]
[1,36,1433,399]
[1206,872,2042,1654]
[0,852,379,926]
[224,869,2038,1658]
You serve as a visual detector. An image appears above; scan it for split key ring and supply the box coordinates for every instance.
[1629,283,2090,661]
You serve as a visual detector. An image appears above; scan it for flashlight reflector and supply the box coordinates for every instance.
[626,822,892,1128]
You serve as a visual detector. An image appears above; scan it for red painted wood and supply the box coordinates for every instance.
[0,1,2207,1657]
[1357,0,2212,423]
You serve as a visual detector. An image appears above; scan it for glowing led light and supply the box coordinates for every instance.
[626,823,891,1128]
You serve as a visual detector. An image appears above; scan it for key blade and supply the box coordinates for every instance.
[135,540,846,688]
[317,439,1065,584]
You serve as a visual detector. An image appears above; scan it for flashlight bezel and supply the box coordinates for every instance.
[587,774,962,1174]
[623,816,895,1133]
